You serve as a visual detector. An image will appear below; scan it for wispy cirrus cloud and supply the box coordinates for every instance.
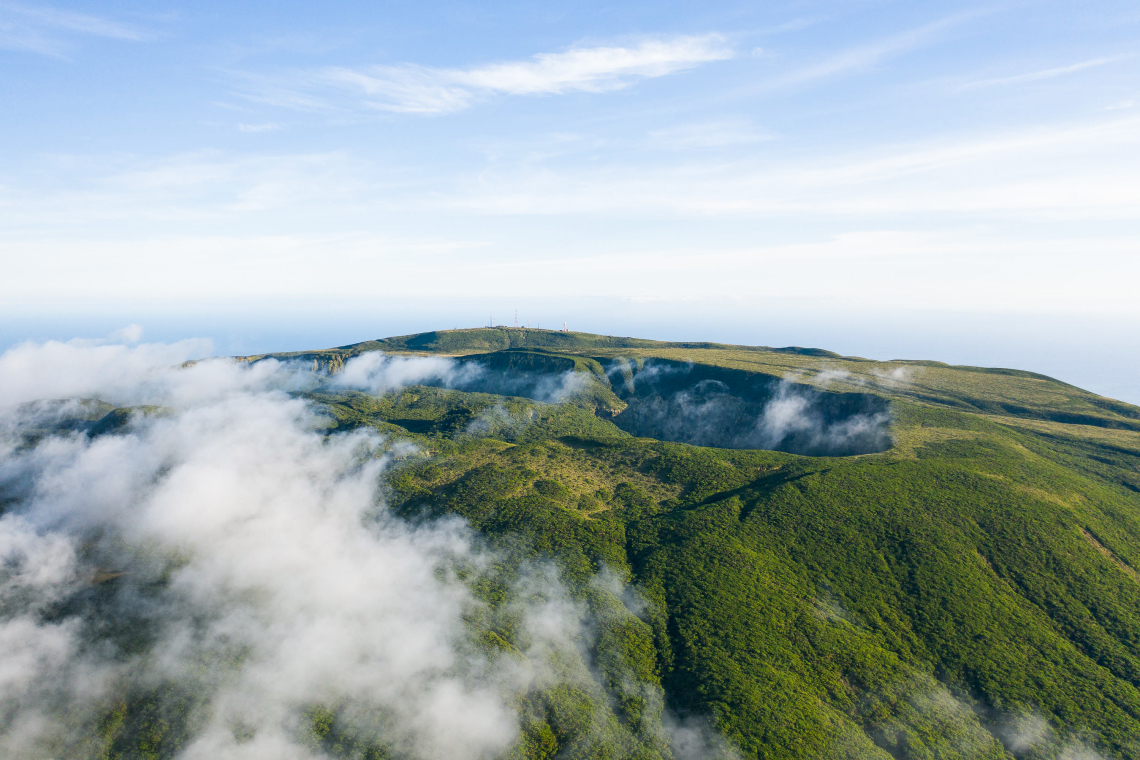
[417,114,1140,219]
[646,120,774,150]
[239,34,733,115]
[237,122,281,133]
[758,12,982,90]
[959,56,1123,89]
[0,2,146,56]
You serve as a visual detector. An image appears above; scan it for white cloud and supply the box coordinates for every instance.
[426,115,1140,218]
[0,340,725,758]
[759,12,980,90]
[8,114,1135,230]
[0,150,371,228]
[251,35,733,115]
[0,2,146,56]
[0,338,213,408]
[0,344,527,758]
[756,16,825,36]
[1,112,1138,313]
[0,233,494,300]
[320,65,479,114]
[960,56,1121,89]
[448,35,731,95]
[237,122,281,133]
[331,351,484,394]
[646,120,774,150]
[108,323,143,344]
[4,226,1139,316]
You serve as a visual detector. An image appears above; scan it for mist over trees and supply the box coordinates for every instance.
[2,331,1140,759]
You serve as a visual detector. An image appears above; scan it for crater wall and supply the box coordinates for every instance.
[604,359,891,456]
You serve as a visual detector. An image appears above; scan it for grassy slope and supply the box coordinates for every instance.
[107,330,1140,758]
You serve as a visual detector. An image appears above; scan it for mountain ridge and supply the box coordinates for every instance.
[14,328,1140,759]
[242,327,1140,434]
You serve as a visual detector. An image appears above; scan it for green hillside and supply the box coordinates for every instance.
[283,329,1140,759]
[29,328,1140,759]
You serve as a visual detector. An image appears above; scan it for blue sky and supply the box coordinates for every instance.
[2,1,1139,399]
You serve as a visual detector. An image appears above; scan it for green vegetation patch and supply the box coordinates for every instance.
[29,329,1140,759]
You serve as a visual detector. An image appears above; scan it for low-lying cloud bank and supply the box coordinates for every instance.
[0,342,524,758]
[325,352,892,457]
[329,351,589,405]
[0,339,739,759]
[607,360,892,456]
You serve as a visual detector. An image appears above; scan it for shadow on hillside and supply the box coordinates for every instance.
[429,352,892,457]
[605,359,891,456]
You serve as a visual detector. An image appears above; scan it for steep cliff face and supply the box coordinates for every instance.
[236,351,347,374]
[311,354,345,375]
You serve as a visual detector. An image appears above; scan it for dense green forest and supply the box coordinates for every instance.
[13,328,1140,759]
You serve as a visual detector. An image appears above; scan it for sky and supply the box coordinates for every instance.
[1,0,1139,401]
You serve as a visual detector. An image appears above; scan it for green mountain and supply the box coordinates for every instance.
[241,327,1140,759]
[21,328,1140,759]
